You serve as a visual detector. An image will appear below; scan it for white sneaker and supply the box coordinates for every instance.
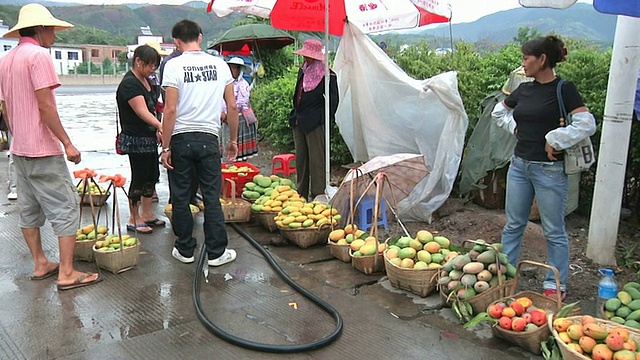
[7,192,17,200]
[208,249,236,267]
[172,247,194,264]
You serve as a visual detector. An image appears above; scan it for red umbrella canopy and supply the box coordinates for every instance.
[209,0,451,36]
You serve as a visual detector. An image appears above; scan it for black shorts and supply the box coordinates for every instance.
[128,151,159,202]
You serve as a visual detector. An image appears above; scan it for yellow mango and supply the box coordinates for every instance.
[275,185,291,192]
[289,211,302,218]
[288,222,302,228]
[82,224,95,234]
[294,215,307,223]
[331,208,339,215]
[263,199,273,207]
[288,207,300,214]
[275,195,288,202]
[316,218,329,227]
[313,205,326,214]
[272,206,282,212]
[270,191,280,200]
[275,221,283,227]
[282,216,296,225]
[321,209,331,217]
[262,206,272,212]
[300,207,313,215]
[302,219,314,227]
[271,200,282,207]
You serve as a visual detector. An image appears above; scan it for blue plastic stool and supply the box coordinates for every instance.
[355,196,389,232]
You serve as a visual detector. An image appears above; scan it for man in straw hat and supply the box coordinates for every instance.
[0,3,102,290]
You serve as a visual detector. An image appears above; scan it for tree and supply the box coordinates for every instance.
[513,27,542,45]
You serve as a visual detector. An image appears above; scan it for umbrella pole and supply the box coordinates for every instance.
[324,0,331,193]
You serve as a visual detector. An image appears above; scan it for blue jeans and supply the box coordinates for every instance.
[169,132,227,259]
[502,156,569,292]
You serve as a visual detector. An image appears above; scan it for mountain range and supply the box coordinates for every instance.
[0,2,618,47]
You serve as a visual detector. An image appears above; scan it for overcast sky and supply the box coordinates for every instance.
[45,0,593,24]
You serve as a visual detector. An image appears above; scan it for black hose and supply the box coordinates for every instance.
[192,222,344,353]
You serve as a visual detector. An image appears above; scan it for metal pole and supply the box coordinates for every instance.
[324,0,330,193]
[586,15,640,265]
[448,5,453,51]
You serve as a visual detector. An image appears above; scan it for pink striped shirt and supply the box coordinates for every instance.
[0,37,62,157]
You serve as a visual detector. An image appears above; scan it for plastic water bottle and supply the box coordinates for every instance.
[597,268,618,316]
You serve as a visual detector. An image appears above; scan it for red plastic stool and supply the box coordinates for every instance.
[272,154,296,177]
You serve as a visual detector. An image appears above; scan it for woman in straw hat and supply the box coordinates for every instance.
[220,57,257,161]
[0,3,102,290]
[288,39,339,201]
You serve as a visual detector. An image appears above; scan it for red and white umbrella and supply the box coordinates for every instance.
[207,0,450,193]
[208,0,451,36]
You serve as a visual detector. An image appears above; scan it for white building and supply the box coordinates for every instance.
[126,26,174,57]
[0,19,82,75]
[50,45,84,75]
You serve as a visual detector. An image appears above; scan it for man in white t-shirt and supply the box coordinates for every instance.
[161,19,239,266]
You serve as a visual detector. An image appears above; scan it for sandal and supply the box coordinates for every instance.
[144,218,166,227]
[57,273,102,291]
[543,289,567,301]
[127,224,153,234]
[30,265,59,280]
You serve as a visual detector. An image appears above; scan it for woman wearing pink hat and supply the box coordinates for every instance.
[288,39,339,200]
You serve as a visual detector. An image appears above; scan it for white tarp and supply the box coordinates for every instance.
[333,23,468,222]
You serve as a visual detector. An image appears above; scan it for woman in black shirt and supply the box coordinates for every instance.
[492,36,596,301]
[116,45,165,234]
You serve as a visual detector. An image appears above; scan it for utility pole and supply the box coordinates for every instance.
[587,15,640,265]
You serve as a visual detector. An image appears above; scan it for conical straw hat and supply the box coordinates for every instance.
[4,3,74,39]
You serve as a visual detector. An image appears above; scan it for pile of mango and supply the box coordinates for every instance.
[250,185,303,213]
[94,234,138,252]
[438,240,516,300]
[553,315,640,359]
[602,282,640,329]
[274,200,340,229]
[77,182,109,196]
[328,224,385,256]
[164,204,200,213]
[221,164,255,176]
[242,174,295,201]
[76,224,108,241]
[385,230,452,269]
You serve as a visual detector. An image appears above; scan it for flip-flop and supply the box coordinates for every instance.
[144,218,165,227]
[30,265,59,280]
[127,224,153,234]
[57,273,102,291]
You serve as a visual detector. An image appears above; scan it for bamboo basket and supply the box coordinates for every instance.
[328,242,351,262]
[74,236,102,262]
[80,193,110,206]
[253,211,279,232]
[73,178,108,263]
[550,316,640,360]
[92,180,140,274]
[327,172,360,263]
[93,242,140,274]
[349,174,387,275]
[350,249,385,275]
[439,239,516,314]
[221,179,251,223]
[384,248,440,297]
[490,260,580,355]
[280,226,332,249]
